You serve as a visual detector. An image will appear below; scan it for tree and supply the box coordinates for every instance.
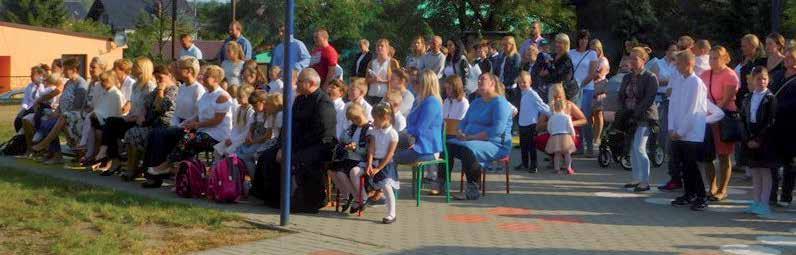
[61,19,112,37]
[125,11,195,63]
[0,0,67,28]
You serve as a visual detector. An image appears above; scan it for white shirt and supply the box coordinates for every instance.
[393,112,406,132]
[399,90,415,117]
[668,72,725,142]
[656,60,677,93]
[88,81,105,107]
[93,86,124,125]
[568,49,597,86]
[179,44,203,60]
[368,125,399,159]
[583,57,610,90]
[750,88,768,123]
[466,63,482,94]
[367,58,390,98]
[197,87,233,142]
[443,97,469,120]
[172,81,206,126]
[547,111,575,135]
[345,99,373,128]
[222,60,244,86]
[229,104,255,147]
[264,111,283,140]
[21,82,44,110]
[332,98,347,140]
[130,80,156,118]
[518,88,550,126]
[268,79,284,94]
[695,54,710,76]
[120,75,136,104]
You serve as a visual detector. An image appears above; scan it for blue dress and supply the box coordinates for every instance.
[448,96,513,165]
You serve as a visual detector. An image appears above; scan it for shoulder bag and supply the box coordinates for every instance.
[708,71,743,142]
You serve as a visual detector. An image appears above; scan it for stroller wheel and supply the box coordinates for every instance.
[650,146,666,167]
[620,155,632,171]
[598,149,611,168]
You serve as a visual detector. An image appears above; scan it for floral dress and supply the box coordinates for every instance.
[124,85,177,150]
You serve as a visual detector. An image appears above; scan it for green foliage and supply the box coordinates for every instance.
[0,0,68,28]
[61,19,113,37]
[125,12,195,64]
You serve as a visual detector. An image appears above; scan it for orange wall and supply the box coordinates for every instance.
[0,24,124,90]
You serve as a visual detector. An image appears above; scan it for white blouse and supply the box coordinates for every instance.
[333,98,347,140]
[120,75,136,104]
[443,97,469,120]
[93,86,124,125]
[547,112,575,135]
[230,105,255,146]
[393,112,406,132]
[197,87,233,142]
[368,125,398,159]
[129,80,156,118]
[173,81,206,126]
[367,58,390,98]
[263,111,283,140]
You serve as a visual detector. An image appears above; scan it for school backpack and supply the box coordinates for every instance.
[175,158,208,198]
[206,154,249,203]
[1,134,27,156]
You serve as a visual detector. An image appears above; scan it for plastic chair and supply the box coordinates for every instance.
[460,156,511,195]
[408,125,450,207]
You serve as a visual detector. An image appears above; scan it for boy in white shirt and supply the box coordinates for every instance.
[346,78,373,125]
[515,71,550,173]
[326,80,348,140]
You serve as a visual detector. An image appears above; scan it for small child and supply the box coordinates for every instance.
[267,65,284,94]
[326,79,348,140]
[385,90,406,132]
[347,78,373,124]
[237,91,281,175]
[241,67,262,91]
[740,66,778,215]
[331,103,372,214]
[516,71,550,173]
[216,85,255,157]
[544,84,576,175]
[357,103,399,224]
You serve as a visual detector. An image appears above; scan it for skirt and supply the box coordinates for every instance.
[125,126,151,151]
[545,133,576,154]
[710,124,735,156]
[371,160,399,190]
[62,111,84,143]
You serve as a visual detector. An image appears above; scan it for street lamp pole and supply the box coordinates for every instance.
[772,0,782,33]
[280,0,295,227]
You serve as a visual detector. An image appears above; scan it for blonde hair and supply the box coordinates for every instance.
[372,102,393,121]
[386,90,403,108]
[264,93,283,113]
[445,75,465,100]
[204,65,225,84]
[630,47,649,62]
[99,70,118,87]
[555,33,571,51]
[133,57,154,88]
[503,36,518,56]
[417,69,441,101]
[742,34,763,58]
[226,41,245,61]
[350,78,368,96]
[235,85,255,127]
[114,59,133,74]
[345,102,365,121]
[590,39,604,58]
[178,57,201,76]
[249,90,268,106]
[710,46,732,66]
[550,83,567,111]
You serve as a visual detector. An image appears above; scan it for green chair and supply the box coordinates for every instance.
[409,125,450,207]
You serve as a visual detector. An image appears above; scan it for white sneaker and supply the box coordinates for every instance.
[147,167,170,175]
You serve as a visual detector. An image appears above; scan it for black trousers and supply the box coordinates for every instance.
[447,142,482,184]
[519,124,537,169]
[365,96,382,106]
[771,165,795,203]
[255,143,332,212]
[672,141,706,198]
[101,117,136,159]
[142,127,183,168]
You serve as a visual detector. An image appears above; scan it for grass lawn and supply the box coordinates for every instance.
[0,104,284,254]
[0,167,284,254]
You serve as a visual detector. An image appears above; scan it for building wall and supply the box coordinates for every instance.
[0,23,124,91]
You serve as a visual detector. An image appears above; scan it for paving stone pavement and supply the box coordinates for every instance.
[2,148,795,255]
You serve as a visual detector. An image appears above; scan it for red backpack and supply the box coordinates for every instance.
[206,154,250,203]
[175,158,208,198]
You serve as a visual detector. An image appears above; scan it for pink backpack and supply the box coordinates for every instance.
[207,154,249,203]
[175,158,208,198]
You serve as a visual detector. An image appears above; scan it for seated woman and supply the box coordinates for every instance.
[119,65,178,181]
[448,73,513,200]
[77,57,110,165]
[94,57,156,174]
[144,65,233,187]
[30,59,88,164]
[80,70,124,168]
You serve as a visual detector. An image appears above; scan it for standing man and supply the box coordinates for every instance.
[178,34,203,60]
[271,25,311,72]
[219,21,252,62]
[488,41,503,78]
[418,36,446,78]
[350,39,372,78]
[310,29,339,88]
[520,21,545,58]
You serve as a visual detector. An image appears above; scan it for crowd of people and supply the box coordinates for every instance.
[10,20,796,223]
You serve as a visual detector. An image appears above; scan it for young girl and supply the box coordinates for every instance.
[354,103,400,224]
[236,91,280,171]
[326,79,348,140]
[216,85,255,157]
[222,41,245,88]
[347,78,373,124]
[241,67,261,91]
[443,75,470,137]
[385,91,406,132]
[545,84,577,175]
[267,65,284,94]
[740,66,778,215]
[331,103,372,213]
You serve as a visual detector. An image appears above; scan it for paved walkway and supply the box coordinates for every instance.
[2,149,795,255]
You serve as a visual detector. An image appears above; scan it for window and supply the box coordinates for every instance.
[62,54,88,79]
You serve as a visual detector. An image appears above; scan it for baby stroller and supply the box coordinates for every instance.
[597,116,665,170]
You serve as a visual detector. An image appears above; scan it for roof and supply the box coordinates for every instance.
[86,0,193,31]
[64,1,88,20]
[0,21,111,41]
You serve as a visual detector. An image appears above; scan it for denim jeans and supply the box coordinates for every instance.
[580,89,595,152]
[631,126,651,184]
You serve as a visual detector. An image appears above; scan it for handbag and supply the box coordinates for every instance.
[707,71,743,142]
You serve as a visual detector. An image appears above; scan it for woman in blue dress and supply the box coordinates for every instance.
[448,73,513,200]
